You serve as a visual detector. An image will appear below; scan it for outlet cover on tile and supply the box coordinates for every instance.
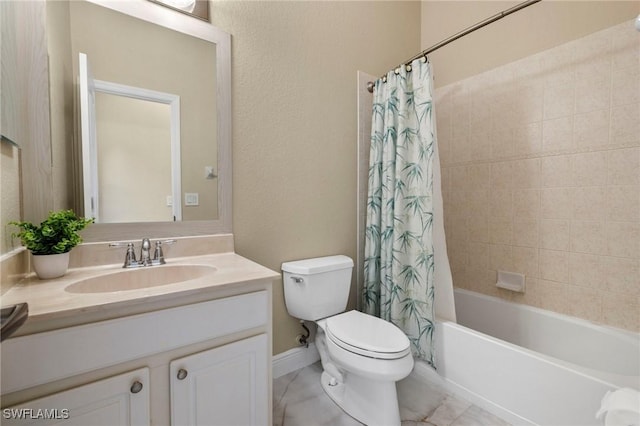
[185,193,199,206]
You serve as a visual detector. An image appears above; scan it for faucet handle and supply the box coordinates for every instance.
[109,242,138,268]
[153,239,176,265]
[124,243,138,268]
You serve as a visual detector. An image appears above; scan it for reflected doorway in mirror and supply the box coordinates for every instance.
[78,52,182,224]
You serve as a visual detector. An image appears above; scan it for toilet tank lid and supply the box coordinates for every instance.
[281,255,353,274]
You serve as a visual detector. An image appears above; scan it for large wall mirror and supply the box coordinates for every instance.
[47,0,231,242]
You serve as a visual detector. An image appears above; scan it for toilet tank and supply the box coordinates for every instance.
[282,255,354,321]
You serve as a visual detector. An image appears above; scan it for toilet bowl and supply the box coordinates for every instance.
[317,311,414,426]
[282,256,414,426]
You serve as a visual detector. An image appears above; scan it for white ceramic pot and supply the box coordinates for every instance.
[32,252,70,280]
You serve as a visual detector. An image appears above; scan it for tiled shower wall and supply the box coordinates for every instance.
[434,20,639,332]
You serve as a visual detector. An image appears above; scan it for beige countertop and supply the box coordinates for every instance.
[1,252,280,336]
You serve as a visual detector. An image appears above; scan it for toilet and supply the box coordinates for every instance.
[282,255,414,426]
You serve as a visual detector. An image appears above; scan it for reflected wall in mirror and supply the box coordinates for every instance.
[68,0,216,222]
[97,93,175,223]
[45,0,231,241]
[79,51,183,223]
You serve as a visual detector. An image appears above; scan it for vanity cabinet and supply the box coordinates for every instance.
[170,334,268,426]
[3,368,151,425]
[1,290,272,426]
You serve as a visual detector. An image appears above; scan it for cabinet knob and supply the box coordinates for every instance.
[177,368,188,380]
[130,381,143,394]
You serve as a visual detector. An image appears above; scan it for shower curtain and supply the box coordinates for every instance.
[363,58,436,365]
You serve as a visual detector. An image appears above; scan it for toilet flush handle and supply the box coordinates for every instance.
[291,276,304,284]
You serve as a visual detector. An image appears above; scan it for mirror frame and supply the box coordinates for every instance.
[78,0,231,242]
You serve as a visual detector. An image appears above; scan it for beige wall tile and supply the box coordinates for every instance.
[450,188,469,215]
[570,253,603,288]
[572,187,607,220]
[608,148,639,185]
[575,75,611,114]
[611,26,640,70]
[489,218,513,245]
[544,83,575,120]
[542,116,574,153]
[470,269,505,298]
[491,127,515,160]
[574,34,611,73]
[467,164,491,191]
[540,219,570,251]
[513,219,539,248]
[512,158,541,189]
[441,167,451,195]
[611,64,639,107]
[490,189,513,218]
[512,246,539,278]
[451,166,469,190]
[602,256,640,297]
[469,96,491,132]
[574,109,610,150]
[611,103,640,147]
[449,214,469,242]
[513,189,540,219]
[534,279,567,313]
[542,47,575,88]
[542,155,572,187]
[571,220,606,255]
[607,185,640,221]
[468,214,490,243]
[602,293,640,332]
[509,277,539,306]
[541,187,573,220]
[467,188,490,217]
[572,151,608,187]
[564,285,602,323]
[489,244,513,272]
[469,131,493,162]
[448,239,469,274]
[451,134,471,163]
[606,221,640,258]
[514,122,543,156]
[438,20,638,333]
[516,84,544,124]
[467,242,490,275]
[539,249,569,283]
[491,162,514,189]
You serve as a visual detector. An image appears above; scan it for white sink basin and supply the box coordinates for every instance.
[65,265,217,294]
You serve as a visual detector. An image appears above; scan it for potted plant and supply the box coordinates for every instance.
[10,210,94,279]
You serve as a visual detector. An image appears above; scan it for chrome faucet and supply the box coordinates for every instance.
[110,238,176,268]
[139,238,152,266]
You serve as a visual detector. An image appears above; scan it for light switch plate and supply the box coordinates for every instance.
[184,193,199,206]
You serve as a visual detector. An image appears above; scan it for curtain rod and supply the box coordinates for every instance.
[367,0,542,93]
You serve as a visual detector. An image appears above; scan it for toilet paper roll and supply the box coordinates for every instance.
[596,388,640,426]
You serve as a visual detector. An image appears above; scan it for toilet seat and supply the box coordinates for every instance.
[325,310,410,360]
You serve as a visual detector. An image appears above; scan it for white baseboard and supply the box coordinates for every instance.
[272,343,320,379]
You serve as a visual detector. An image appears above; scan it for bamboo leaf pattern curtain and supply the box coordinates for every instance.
[363,59,436,366]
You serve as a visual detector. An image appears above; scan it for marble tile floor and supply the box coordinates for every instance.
[273,362,511,426]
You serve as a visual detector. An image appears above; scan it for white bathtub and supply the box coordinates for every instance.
[419,289,640,426]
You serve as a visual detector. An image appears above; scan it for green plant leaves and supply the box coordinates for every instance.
[9,210,94,255]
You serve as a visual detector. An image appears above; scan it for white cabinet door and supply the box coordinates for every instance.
[170,334,268,426]
[3,368,150,426]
